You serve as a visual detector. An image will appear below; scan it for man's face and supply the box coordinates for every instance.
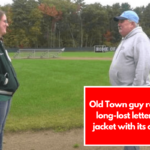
[118,20,135,37]
[0,14,9,36]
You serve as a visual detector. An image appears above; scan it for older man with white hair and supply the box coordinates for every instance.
[109,10,150,150]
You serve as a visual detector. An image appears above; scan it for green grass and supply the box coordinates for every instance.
[5,53,112,132]
[73,143,80,148]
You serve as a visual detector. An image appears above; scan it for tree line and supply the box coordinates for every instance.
[1,0,150,48]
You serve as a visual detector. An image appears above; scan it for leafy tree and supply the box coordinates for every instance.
[1,0,150,48]
[121,3,131,11]
[8,0,42,48]
[82,3,108,46]
[141,4,150,37]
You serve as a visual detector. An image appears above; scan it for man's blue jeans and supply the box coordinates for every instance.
[0,98,12,150]
[124,146,140,150]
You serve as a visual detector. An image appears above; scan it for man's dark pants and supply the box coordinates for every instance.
[124,146,140,150]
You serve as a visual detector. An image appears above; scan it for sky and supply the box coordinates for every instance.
[0,0,150,8]
[85,0,150,8]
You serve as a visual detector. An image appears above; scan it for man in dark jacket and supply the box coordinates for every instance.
[0,10,19,150]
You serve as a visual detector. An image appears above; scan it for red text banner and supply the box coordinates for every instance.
[84,86,150,146]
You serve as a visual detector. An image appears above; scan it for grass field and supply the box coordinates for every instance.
[5,52,113,132]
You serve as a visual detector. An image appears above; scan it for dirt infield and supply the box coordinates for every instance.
[13,57,112,60]
[3,128,149,150]
[3,128,122,150]
[58,57,112,60]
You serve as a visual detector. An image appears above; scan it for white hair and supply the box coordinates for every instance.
[128,20,139,27]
